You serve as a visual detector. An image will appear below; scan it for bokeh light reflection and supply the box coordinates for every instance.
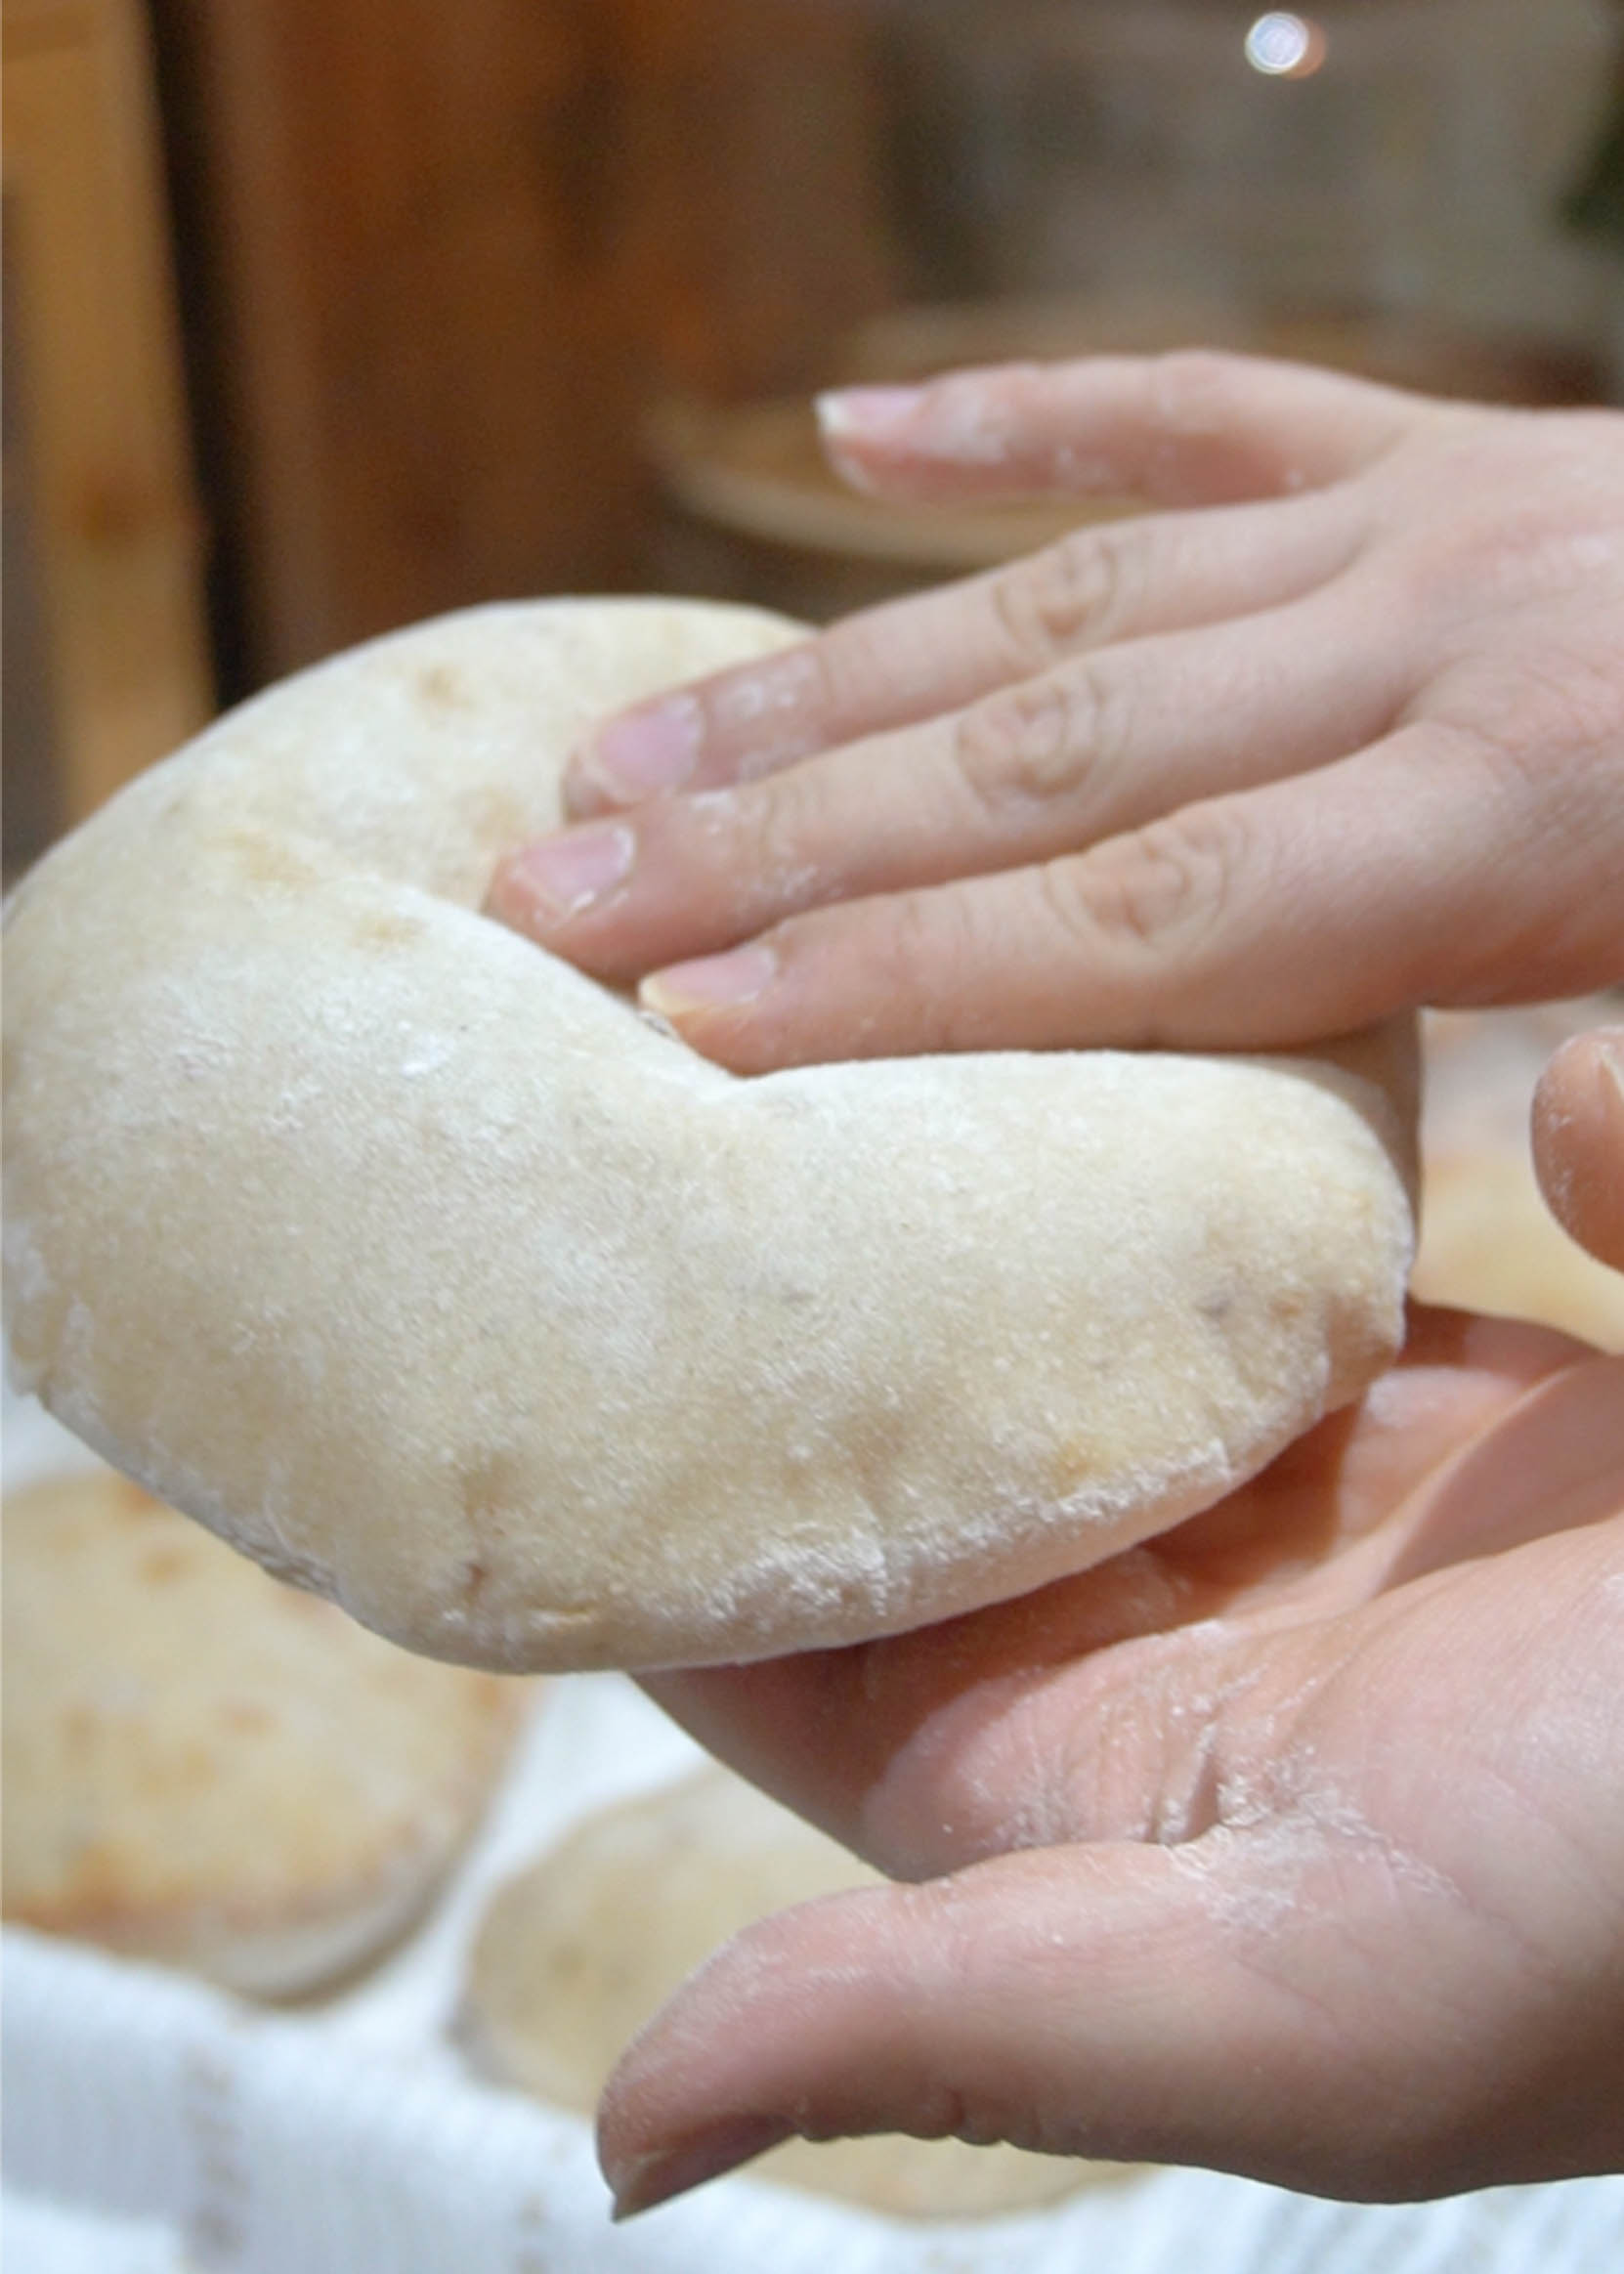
[1244,14,1329,79]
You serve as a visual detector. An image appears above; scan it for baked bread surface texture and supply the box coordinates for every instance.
[2,1470,523,1993]
[2,599,1417,1671]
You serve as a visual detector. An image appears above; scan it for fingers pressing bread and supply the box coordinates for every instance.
[560,490,1363,817]
[558,347,1422,823]
[491,360,1623,1068]
[560,346,1417,823]
[628,730,1612,1070]
[494,586,1412,986]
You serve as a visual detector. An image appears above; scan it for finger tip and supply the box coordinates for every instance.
[598,2020,794,2217]
[481,850,534,933]
[579,695,703,804]
[814,388,929,496]
[602,2115,793,2221]
[1531,1025,1624,1272]
[486,820,637,940]
[814,385,921,443]
[639,944,778,1024]
[560,757,620,822]
[1530,1024,1624,1153]
[483,842,583,942]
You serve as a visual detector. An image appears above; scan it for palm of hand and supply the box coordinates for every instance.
[604,1308,1624,2211]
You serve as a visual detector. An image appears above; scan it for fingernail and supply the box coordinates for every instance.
[610,2115,791,2220]
[815,385,925,445]
[639,944,777,1019]
[504,823,634,923]
[583,695,703,802]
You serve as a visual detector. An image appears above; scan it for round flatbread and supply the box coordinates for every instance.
[461,1767,1138,2216]
[1414,1147,1624,1351]
[2,600,1416,1672]
[2,1469,525,1994]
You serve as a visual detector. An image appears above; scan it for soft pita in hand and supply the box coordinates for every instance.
[2,601,1416,1671]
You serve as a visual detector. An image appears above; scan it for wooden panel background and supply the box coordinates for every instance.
[151,0,897,684]
[3,0,213,831]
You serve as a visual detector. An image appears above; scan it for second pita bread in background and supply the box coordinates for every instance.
[3,1469,529,1995]
[460,1767,1144,2218]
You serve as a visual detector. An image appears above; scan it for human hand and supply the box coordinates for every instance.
[489,355,1624,1069]
[599,1305,1624,2216]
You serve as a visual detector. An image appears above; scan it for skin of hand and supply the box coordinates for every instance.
[595,1101,1624,2221]
[487,352,1624,1068]
[599,1309,1624,2219]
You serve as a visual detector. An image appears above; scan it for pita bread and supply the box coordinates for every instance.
[1413,1148,1624,1351]
[1,600,1415,1671]
[461,1767,1139,2215]
[2,1469,525,1994]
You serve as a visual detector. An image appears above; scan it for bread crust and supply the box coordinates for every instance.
[2,1471,525,1994]
[2,600,1416,1671]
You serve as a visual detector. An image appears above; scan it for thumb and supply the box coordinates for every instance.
[598,1832,1444,2218]
[1532,1026,1624,1273]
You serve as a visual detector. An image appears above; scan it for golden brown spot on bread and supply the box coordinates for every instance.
[1267,1289,1310,1328]
[226,830,322,894]
[417,663,469,709]
[47,1837,127,1911]
[349,909,428,953]
[455,1452,527,1614]
[472,787,528,840]
[1046,1431,1102,1500]
[458,1450,522,1529]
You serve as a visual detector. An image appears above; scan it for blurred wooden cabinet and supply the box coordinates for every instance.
[150,0,895,685]
[3,0,212,852]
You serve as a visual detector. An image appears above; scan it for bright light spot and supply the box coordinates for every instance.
[1244,14,1327,78]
